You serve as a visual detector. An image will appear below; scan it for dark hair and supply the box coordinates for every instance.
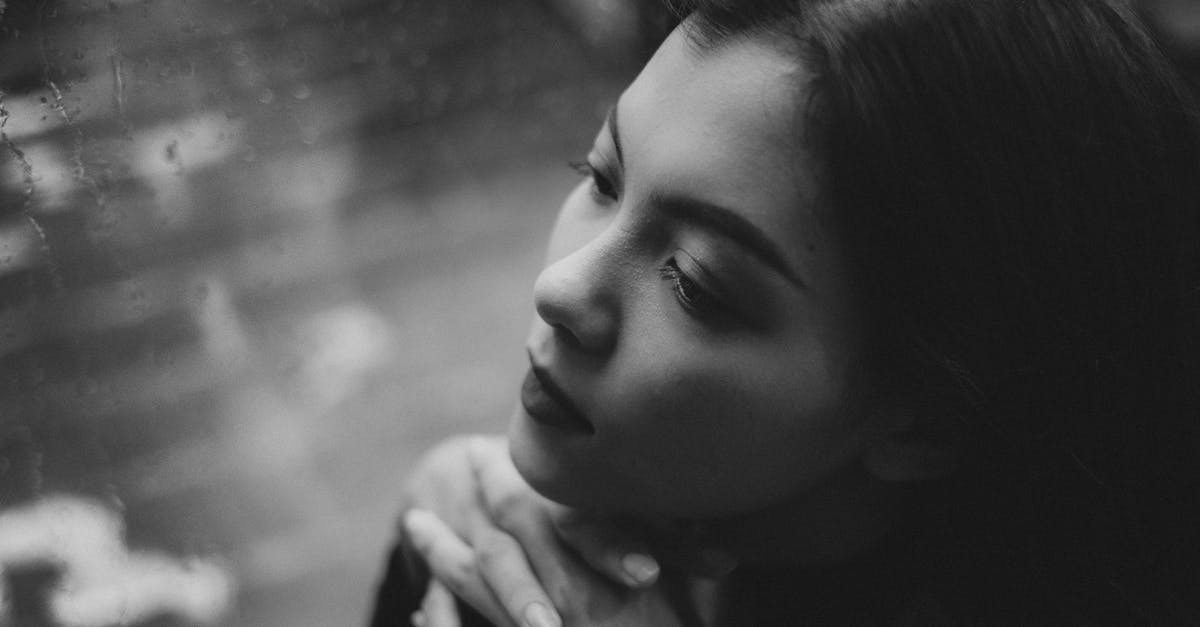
[671,0,1200,621]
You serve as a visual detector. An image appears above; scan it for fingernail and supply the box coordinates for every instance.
[523,601,561,627]
[699,548,738,576]
[621,553,660,585]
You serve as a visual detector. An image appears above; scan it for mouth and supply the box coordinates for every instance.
[521,360,595,435]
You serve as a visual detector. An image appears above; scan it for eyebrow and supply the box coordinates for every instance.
[652,192,808,289]
[607,103,806,289]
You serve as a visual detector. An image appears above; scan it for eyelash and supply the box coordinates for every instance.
[568,160,723,320]
[568,160,618,203]
[659,258,721,317]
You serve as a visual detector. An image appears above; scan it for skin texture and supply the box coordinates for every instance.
[398,3,1200,624]
[404,22,937,627]
[401,436,685,627]
[508,24,877,519]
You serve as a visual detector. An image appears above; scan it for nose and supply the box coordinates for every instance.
[532,240,621,355]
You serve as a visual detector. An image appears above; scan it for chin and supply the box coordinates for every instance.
[505,406,717,517]
[507,413,579,505]
[506,408,615,509]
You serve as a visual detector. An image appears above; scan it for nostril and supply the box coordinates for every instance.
[532,258,618,355]
[552,322,582,348]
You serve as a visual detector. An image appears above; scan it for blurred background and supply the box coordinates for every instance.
[0,1,1197,625]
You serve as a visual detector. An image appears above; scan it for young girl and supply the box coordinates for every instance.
[373,0,1200,624]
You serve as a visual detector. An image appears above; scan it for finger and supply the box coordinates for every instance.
[403,509,514,627]
[466,437,661,588]
[688,547,739,578]
[558,513,736,581]
[466,437,557,557]
[471,525,563,627]
[466,439,605,614]
[418,581,459,627]
[552,510,660,588]
[648,519,739,579]
[466,436,532,529]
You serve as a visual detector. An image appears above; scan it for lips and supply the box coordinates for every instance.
[521,365,595,434]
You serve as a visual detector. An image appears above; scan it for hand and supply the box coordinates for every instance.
[396,435,688,626]
[405,507,686,627]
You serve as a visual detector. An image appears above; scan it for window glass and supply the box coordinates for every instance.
[0,1,654,624]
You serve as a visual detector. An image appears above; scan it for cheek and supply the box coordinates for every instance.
[599,333,865,515]
[616,320,851,428]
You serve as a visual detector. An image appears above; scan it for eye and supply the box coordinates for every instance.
[568,160,618,204]
[659,257,721,317]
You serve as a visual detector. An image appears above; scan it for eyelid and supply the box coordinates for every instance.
[568,160,594,177]
[674,249,726,298]
[570,152,621,202]
[590,150,620,179]
[673,248,773,330]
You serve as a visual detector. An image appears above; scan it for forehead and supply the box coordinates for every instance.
[618,26,831,280]
[622,29,808,195]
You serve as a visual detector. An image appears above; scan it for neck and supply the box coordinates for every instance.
[688,465,907,567]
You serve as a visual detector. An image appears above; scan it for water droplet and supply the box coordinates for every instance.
[397,83,417,103]
[258,88,274,104]
[77,378,99,396]
[428,84,450,107]
[192,282,210,304]
[291,84,311,100]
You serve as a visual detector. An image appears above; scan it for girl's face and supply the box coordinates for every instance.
[509,26,873,518]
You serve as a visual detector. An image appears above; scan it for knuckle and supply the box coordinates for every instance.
[441,555,478,590]
[473,530,518,568]
[550,506,585,526]
[549,509,594,540]
[406,530,434,556]
[552,520,598,552]
[487,492,530,531]
[466,435,502,466]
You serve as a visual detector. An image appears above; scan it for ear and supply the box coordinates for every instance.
[862,410,962,482]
